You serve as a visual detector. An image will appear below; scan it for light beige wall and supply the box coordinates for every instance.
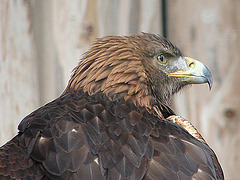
[0,0,39,145]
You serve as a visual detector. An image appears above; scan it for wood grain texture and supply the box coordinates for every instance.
[0,0,39,145]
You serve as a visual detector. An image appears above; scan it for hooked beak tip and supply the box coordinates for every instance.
[208,80,212,90]
[202,64,213,90]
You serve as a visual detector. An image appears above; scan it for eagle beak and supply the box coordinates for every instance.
[167,57,213,90]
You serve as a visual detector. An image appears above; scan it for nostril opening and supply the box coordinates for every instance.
[189,62,195,69]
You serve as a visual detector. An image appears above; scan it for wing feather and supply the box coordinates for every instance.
[0,90,223,179]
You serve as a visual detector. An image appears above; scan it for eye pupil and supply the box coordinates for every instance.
[159,55,164,62]
[158,55,165,62]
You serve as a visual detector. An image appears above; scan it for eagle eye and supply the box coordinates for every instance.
[157,54,167,64]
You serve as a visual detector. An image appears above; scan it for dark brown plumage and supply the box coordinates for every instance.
[0,33,223,179]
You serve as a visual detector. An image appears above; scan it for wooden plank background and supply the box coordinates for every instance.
[0,0,239,179]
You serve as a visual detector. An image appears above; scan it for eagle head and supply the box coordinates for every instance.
[66,33,212,108]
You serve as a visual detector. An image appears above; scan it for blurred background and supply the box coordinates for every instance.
[0,0,239,179]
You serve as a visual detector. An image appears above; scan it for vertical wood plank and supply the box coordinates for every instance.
[31,0,57,105]
[52,0,91,90]
[167,0,240,179]
[96,0,120,36]
[0,0,39,145]
[118,0,131,35]
[138,0,162,34]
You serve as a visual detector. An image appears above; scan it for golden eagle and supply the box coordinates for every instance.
[0,33,224,179]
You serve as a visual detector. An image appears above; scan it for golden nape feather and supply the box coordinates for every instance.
[0,33,224,180]
[66,35,153,108]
